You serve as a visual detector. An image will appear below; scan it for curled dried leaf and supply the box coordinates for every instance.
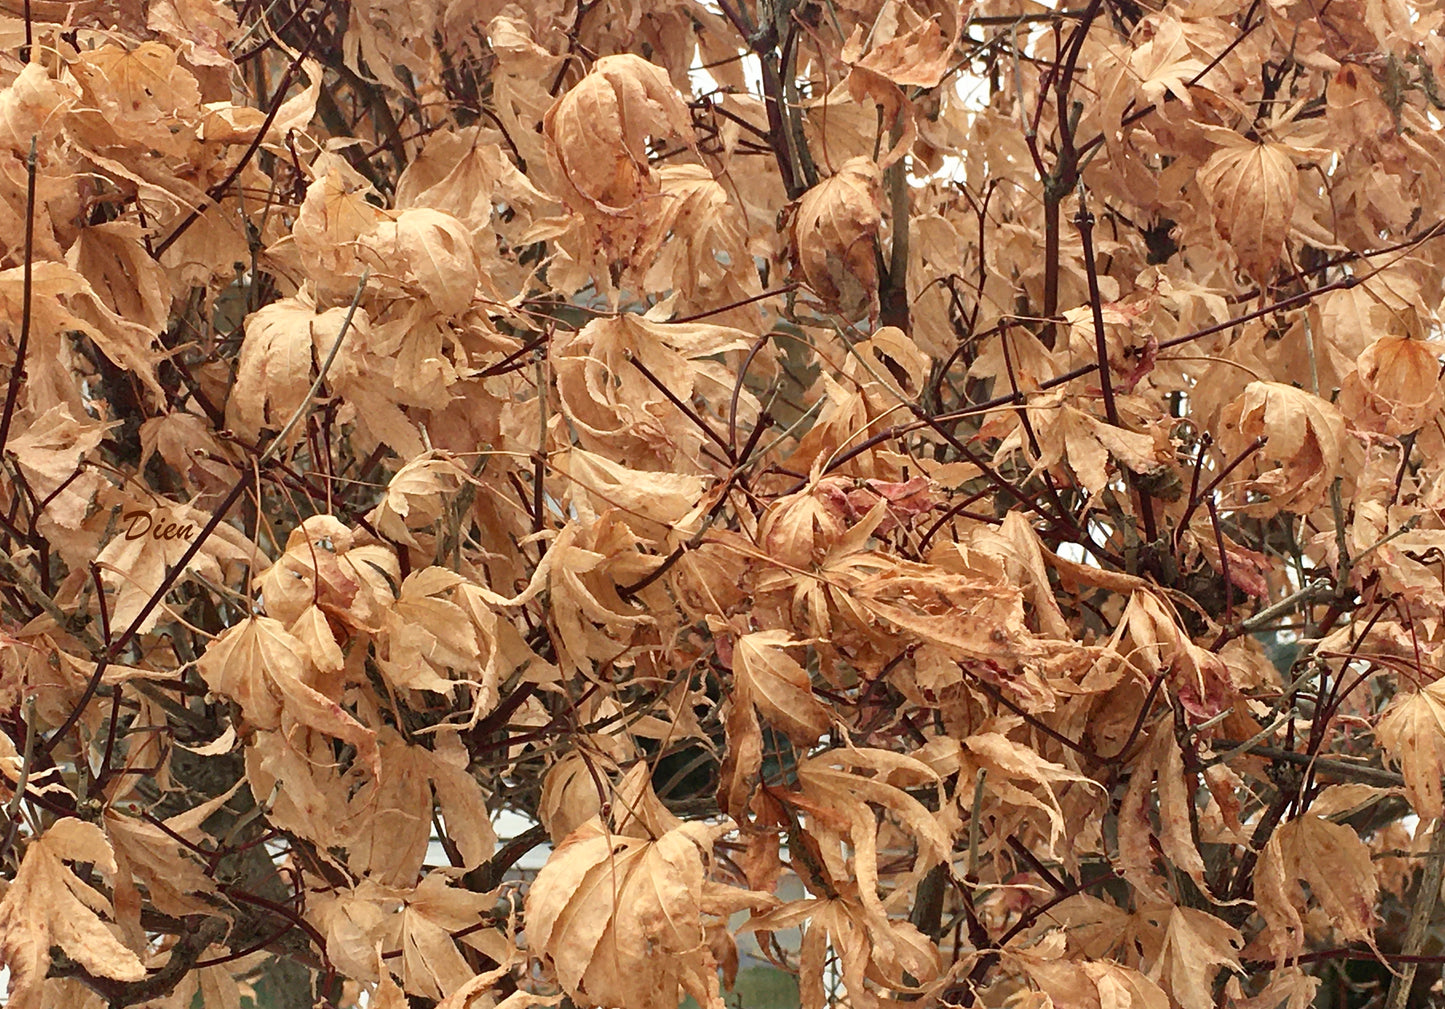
[1338,333,1445,435]
[1197,140,1297,282]
[543,54,695,223]
[789,157,884,318]
[1254,814,1379,963]
[1217,381,1346,515]
[731,629,830,746]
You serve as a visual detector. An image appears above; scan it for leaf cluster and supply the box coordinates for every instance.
[2,2,1445,1009]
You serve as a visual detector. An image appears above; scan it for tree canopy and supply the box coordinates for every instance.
[2,1,1445,1008]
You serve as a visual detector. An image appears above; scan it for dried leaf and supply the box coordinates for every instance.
[1148,905,1243,1009]
[0,820,146,1009]
[790,157,884,317]
[227,294,372,447]
[526,819,754,1009]
[731,629,830,746]
[1197,140,1297,282]
[543,54,695,220]
[1217,382,1346,515]
[1376,677,1445,819]
[1255,815,1379,961]
[847,12,960,89]
[198,616,378,770]
[1339,333,1445,435]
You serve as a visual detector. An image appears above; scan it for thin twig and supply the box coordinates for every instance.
[260,269,370,464]
[821,280,1350,484]
[1209,743,1403,788]
[626,352,734,460]
[0,699,38,866]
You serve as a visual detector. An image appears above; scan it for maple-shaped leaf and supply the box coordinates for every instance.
[1197,139,1297,282]
[243,725,354,859]
[792,748,950,919]
[68,220,170,335]
[309,877,403,983]
[198,615,378,769]
[968,326,1061,395]
[1024,893,1132,960]
[1127,14,1207,109]
[971,512,1072,639]
[963,730,1104,859]
[395,125,549,231]
[0,261,165,399]
[631,165,761,316]
[70,41,201,150]
[1224,966,1320,1009]
[553,447,707,544]
[291,154,388,297]
[254,514,399,632]
[1338,333,1445,436]
[749,891,939,1009]
[0,61,76,151]
[841,9,962,89]
[758,483,851,569]
[1376,676,1445,818]
[375,567,483,694]
[0,820,146,1009]
[842,554,1037,670]
[367,207,480,317]
[137,411,233,501]
[1146,905,1243,1009]
[394,872,498,1000]
[526,818,756,1009]
[403,207,483,310]
[1019,396,1170,495]
[730,629,830,746]
[6,405,110,532]
[1254,814,1379,962]
[539,750,619,844]
[103,808,216,918]
[344,727,496,885]
[551,314,754,472]
[227,293,372,448]
[1006,936,1170,1009]
[1117,591,1237,722]
[367,451,477,548]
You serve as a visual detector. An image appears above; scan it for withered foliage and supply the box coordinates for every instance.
[2,2,1445,1008]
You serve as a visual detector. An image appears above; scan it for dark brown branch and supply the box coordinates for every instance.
[626,352,734,460]
[56,918,230,1007]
